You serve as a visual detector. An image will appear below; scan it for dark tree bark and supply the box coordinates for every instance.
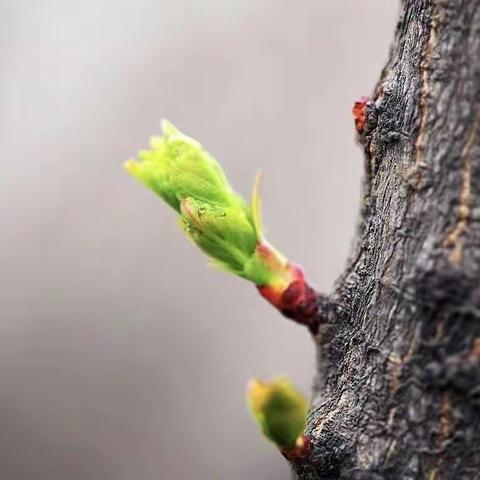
[292,1,480,479]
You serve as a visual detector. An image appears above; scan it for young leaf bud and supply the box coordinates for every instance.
[247,377,308,452]
[125,121,320,328]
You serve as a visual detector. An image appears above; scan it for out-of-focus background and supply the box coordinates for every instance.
[1,2,396,479]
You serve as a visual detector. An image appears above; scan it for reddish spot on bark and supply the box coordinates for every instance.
[352,96,371,135]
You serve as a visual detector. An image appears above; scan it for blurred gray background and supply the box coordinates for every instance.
[1,2,395,479]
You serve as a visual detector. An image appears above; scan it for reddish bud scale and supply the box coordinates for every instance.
[257,264,318,331]
[352,96,372,135]
[280,435,311,463]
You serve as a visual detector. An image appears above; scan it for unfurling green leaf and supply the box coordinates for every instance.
[125,120,292,287]
[247,377,308,450]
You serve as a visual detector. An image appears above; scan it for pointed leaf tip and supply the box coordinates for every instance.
[161,118,177,136]
[251,171,264,239]
[124,159,138,175]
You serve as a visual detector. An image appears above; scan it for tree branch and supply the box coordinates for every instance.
[293,1,480,478]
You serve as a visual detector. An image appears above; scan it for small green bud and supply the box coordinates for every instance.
[247,377,308,450]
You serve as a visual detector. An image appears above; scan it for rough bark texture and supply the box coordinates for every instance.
[293,1,480,478]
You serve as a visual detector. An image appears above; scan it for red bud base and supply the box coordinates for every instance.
[280,435,311,463]
[257,264,319,332]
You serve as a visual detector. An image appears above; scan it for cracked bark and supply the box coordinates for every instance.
[291,1,480,479]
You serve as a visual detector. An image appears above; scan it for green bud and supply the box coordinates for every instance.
[125,120,235,211]
[125,121,291,287]
[247,377,308,450]
[180,197,256,273]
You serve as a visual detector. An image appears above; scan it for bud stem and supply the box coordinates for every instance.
[253,243,321,332]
